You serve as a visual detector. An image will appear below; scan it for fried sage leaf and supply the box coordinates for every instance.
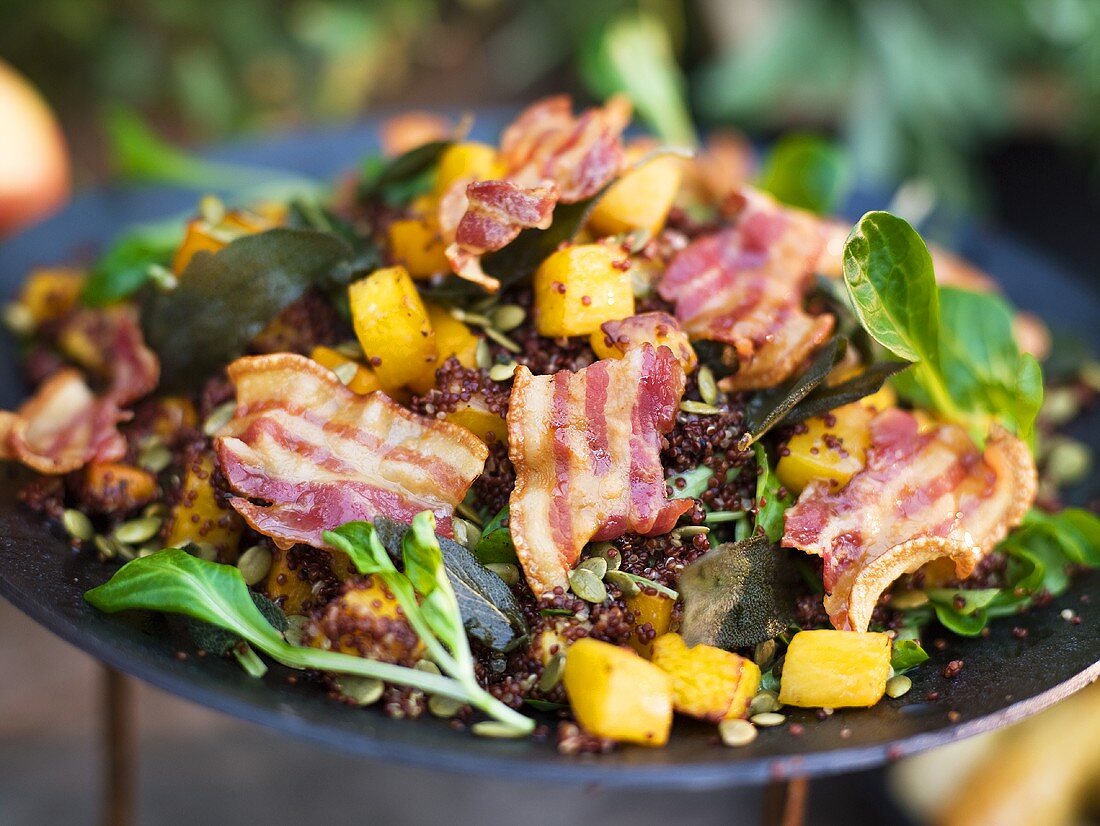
[359,140,452,204]
[784,360,911,425]
[374,517,527,651]
[679,535,797,650]
[141,228,352,391]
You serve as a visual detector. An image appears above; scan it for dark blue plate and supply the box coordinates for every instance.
[0,118,1097,789]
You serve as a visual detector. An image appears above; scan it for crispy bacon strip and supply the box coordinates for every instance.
[507,344,693,595]
[60,306,160,405]
[443,95,631,291]
[215,354,488,550]
[6,369,127,474]
[659,188,833,391]
[783,408,1037,631]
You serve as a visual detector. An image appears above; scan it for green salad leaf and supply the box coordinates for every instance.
[679,534,797,650]
[141,228,353,391]
[472,507,518,565]
[184,590,286,678]
[753,443,792,544]
[889,639,929,675]
[82,219,185,306]
[758,133,852,215]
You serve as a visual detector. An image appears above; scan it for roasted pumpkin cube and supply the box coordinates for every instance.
[163,449,243,561]
[624,589,675,657]
[562,638,673,747]
[81,462,157,514]
[775,402,875,495]
[651,633,761,721]
[150,396,198,442]
[18,267,84,323]
[310,346,381,395]
[406,304,480,393]
[307,576,423,664]
[534,244,634,337]
[590,312,697,374]
[264,546,349,616]
[778,630,891,709]
[445,398,508,445]
[588,154,683,236]
[434,141,505,194]
[348,266,437,391]
[172,210,274,274]
[388,218,450,278]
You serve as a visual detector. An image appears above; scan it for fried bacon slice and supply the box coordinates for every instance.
[782,408,1037,631]
[659,188,833,391]
[507,344,693,595]
[214,354,488,549]
[443,95,631,291]
[59,306,160,405]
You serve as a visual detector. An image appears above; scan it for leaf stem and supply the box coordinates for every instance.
[232,643,268,679]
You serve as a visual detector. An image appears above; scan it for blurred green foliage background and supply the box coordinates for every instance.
[3,0,1100,202]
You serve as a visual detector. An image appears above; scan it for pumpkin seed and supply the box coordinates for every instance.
[2,302,35,336]
[331,361,358,385]
[116,544,136,561]
[697,365,719,406]
[1046,439,1092,486]
[485,563,520,586]
[198,194,226,225]
[885,675,912,699]
[62,509,94,541]
[138,443,172,474]
[490,304,526,333]
[483,325,522,353]
[605,570,641,597]
[621,572,678,600]
[538,651,566,692]
[284,615,310,647]
[680,400,722,416]
[471,721,527,739]
[452,518,470,547]
[463,521,482,549]
[749,712,786,727]
[475,338,492,369]
[135,547,155,559]
[1081,360,1100,393]
[415,659,442,676]
[146,264,178,290]
[890,590,929,610]
[142,502,169,520]
[93,535,119,560]
[188,541,219,562]
[753,640,778,670]
[718,718,758,748]
[333,340,365,360]
[337,676,384,707]
[1041,387,1079,426]
[113,517,162,545]
[455,501,484,527]
[568,567,608,603]
[428,694,464,718]
[202,401,236,436]
[237,545,273,586]
[489,362,519,382]
[589,541,621,571]
[676,525,710,538]
[749,691,780,716]
[578,556,608,579]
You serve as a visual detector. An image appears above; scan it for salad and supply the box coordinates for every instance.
[2,95,1097,752]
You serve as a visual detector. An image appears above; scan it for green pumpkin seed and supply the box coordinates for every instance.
[680,400,722,416]
[2,302,35,336]
[337,676,385,707]
[1041,387,1079,426]
[890,590,929,610]
[452,518,470,547]
[749,691,780,716]
[471,721,527,739]
[485,563,520,586]
[145,264,178,290]
[605,570,640,597]
[676,525,710,538]
[718,718,758,747]
[490,304,526,333]
[454,501,484,527]
[885,675,912,699]
[62,509,94,541]
[138,443,172,474]
[237,545,273,586]
[568,567,608,603]
[202,401,236,436]
[187,541,219,562]
[750,712,786,727]
[113,517,162,545]
[578,556,608,579]
[753,640,778,670]
[93,534,119,560]
[475,338,493,369]
[331,361,358,385]
[415,659,442,676]
[622,572,678,600]
[697,365,719,406]
[489,362,519,382]
[589,541,621,571]
[1046,439,1092,486]
[142,502,169,520]
[115,545,136,561]
[538,651,566,692]
[428,694,464,718]
[134,547,154,559]
[483,325,522,353]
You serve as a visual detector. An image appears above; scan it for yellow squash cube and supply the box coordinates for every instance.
[590,312,697,374]
[387,218,450,278]
[445,399,508,445]
[172,210,274,274]
[349,266,437,391]
[534,244,634,337]
[651,633,761,722]
[434,142,506,195]
[164,450,243,561]
[310,346,381,395]
[407,304,480,393]
[309,575,423,664]
[588,154,683,236]
[18,267,84,322]
[624,589,675,657]
[778,630,892,709]
[82,462,158,514]
[775,402,875,495]
[562,638,673,747]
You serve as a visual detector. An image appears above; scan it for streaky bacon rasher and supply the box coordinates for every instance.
[214,353,488,550]
[783,408,1037,631]
[507,344,693,595]
[659,187,833,391]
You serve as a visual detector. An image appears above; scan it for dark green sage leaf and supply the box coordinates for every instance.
[784,360,912,425]
[359,140,452,205]
[679,535,797,650]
